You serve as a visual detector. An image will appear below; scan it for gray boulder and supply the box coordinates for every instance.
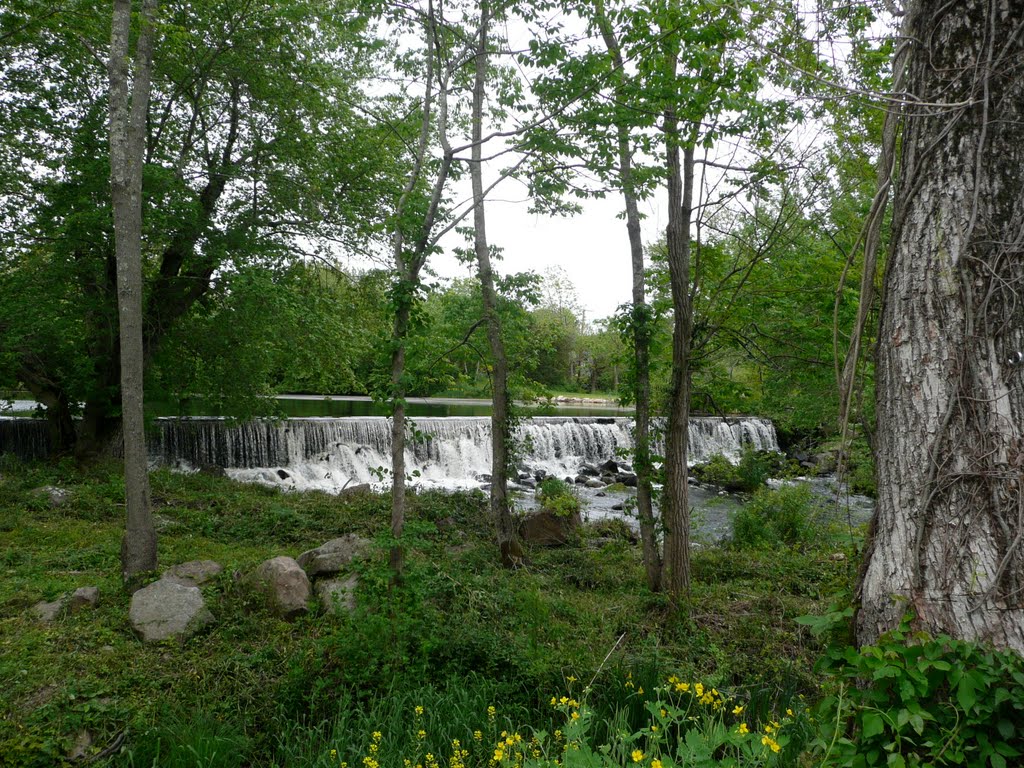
[68,586,99,612]
[129,580,214,642]
[519,510,581,547]
[248,556,310,619]
[297,535,370,578]
[316,574,359,614]
[163,560,223,587]
[340,483,372,496]
[35,485,70,508]
[32,598,65,623]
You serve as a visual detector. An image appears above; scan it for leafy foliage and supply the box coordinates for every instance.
[812,618,1024,768]
[729,485,818,551]
[534,477,581,519]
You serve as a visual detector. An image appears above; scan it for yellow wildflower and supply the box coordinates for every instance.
[331,750,338,759]
[732,705,744,715]
[786,708,793,716]
[660,708,667,719]
[631,749,644,763]
[559,696,569,705]
[493,748,504,762]
[652,761,663,768]
[571,711,580,721]
[550,696,558,706]
[415,706,424,716]
[373,732,382,743]
[487,706,496,720]
[567,675,577,683]
[474,731,483,742]
[738,723,749,734]
[694,683,704,697]
[418,730,426,740]
[638,687,644,695]
[667,675,679,684]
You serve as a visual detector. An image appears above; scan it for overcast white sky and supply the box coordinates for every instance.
[428,191,670,323]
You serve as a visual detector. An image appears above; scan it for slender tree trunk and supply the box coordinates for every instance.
[386,2,449,583]
[471,2,521,568]
[661,122,695,604]
[859,0,1024,650]
[109,0,159,580]
[595,0,661,590]
[389,298,411,581]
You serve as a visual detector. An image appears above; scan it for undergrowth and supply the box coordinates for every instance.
[0,456,853,766]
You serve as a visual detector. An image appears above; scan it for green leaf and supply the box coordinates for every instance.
[862,712,885,739]
[957,675,977,713]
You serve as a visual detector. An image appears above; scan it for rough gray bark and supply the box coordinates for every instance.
[109,0,159,579]
[593,1,661,592]
[470,2,522,568]
[661,121,695,603]
[859,0,1024,651]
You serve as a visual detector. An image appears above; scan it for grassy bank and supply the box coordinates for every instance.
[0,458,857,766]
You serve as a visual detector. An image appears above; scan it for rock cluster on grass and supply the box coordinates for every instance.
[32,585,100,623]
[31,534,368,643]
[296,534,368,615]
[243,534,368,619]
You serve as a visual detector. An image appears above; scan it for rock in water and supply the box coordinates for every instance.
[297,535,370,578]
[248,556,310,619]
[129,580,214,643]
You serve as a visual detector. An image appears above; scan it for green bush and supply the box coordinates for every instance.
[535,477,581,518]
[729,485,817,550]
[812,617,1024,768]
[692,448,790,494]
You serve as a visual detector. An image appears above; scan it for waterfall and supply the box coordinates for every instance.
[0,418,51,461]
[149,415,777,493]
[0,415,779,493]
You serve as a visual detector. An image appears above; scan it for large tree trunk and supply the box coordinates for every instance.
[471,3,521,568]
[661,122,695,603]
[595,7,662,592]
[859,0,1024,651]
[109,0,159,580]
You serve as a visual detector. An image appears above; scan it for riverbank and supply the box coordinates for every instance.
[0,458,856,766]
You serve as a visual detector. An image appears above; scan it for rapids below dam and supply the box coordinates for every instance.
[1,412,873,539]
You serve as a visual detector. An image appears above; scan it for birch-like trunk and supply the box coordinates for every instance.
[110,0,159,580]
[471,2,522,567]
[860,0,1024,651]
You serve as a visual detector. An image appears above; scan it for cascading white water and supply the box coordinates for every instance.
[150,415,778,493]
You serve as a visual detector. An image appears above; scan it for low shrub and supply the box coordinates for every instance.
[729,485,817,550]
[535,477,582,518]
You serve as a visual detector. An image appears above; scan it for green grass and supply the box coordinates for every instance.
[0,457,857,766]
